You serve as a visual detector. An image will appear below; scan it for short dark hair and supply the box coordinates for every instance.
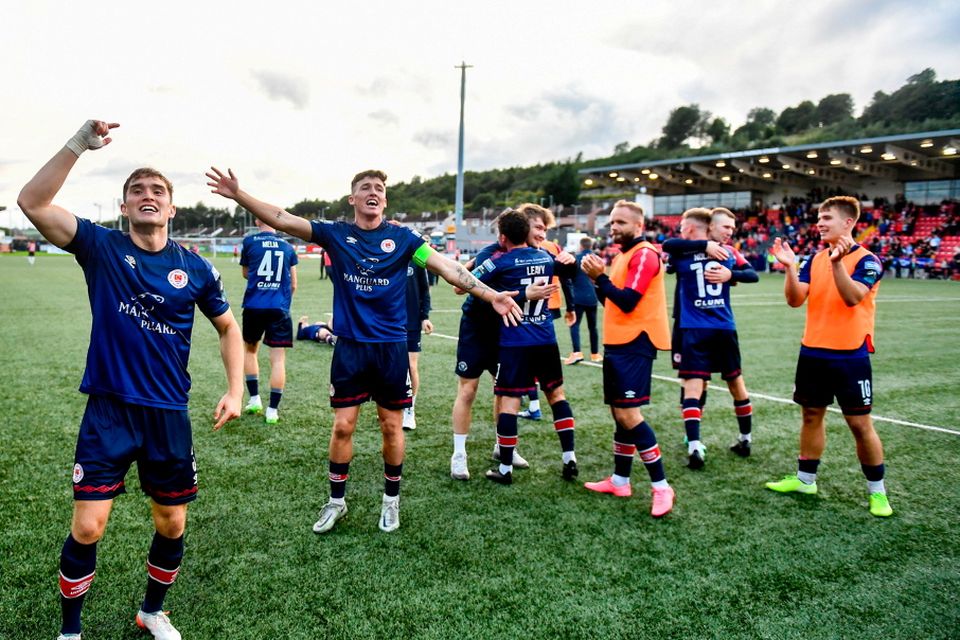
[123,168,173,201]
[820,196,860,222]
[351,170,387,191]
[497,209,530,245]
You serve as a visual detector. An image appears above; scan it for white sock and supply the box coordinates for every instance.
[562,451,576,464]
[453,434,467,455]
[868,479,886,494]
[611,474,630,487]
[687,439,702,455]
[499,463,513,475]
[797,471,817,484]
[383,493,398,503]
[330,497,345,506]
[739,433,752,443]
[651,479,670,490]
[249,394,261,405]
[529,399,540,412]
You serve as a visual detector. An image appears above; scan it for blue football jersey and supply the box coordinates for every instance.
[474,246,557,347]
[309,219,426,342]
[239,231,299,310]
[65,217,231,409]
[664,243,737,330]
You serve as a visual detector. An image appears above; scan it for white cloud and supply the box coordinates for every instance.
[2,0,958,229]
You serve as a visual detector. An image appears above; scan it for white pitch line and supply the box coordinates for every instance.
[428,332,960,436]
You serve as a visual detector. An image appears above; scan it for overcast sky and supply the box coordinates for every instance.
[3,0,958,228]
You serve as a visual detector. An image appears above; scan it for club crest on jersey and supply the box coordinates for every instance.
[381,239,396,253]
[73,463,84,483]
[124,255,137,269]
[407,266,414,276]
[457,361,467,372]
[167,269,189,289]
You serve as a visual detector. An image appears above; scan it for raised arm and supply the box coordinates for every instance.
[829,237,869,306]
[425,251,522,325]
[772,237,809,307]
[206,167,313,242]
[18,120,118,248]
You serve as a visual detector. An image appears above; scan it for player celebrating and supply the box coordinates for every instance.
[473,210,579,485]
[207,166,521,533]
[582,200,675,517]
[767,196,892,517]
[240,218,299,425]
[663,208,757,468]
[19,120,243,640]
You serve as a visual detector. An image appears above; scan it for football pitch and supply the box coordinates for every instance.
[1,254,958,639]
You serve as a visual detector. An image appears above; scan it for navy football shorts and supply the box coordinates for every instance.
[455,313,500,379]
[671,321,684,370]
[243,308,293,347]
[329,338,411,409]
[73,395,197,505]
[603,349,654,407]
[794,353,873,415]
[494,343,563,397]
[677,328,742,381]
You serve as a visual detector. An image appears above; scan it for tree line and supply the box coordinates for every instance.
[171,69,960,233]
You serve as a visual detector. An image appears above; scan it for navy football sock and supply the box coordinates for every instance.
[59,534,97,635]
[141,532,184,614]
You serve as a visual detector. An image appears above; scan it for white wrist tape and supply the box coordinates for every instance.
[65,120,106,157]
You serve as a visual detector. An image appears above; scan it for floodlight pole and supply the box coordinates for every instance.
[454,61,472,249]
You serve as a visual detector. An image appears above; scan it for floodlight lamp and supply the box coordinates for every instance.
[782,164,791,169]
[829,159,842,165]
[720,176,731,181]
[609,172,618,178]
[584,178,594,186]
[881,152,896,161]
[860,146,873,153]
[616,176,626,182]
[806,151,818,159]
[920,139,934,148]
[944,146,958,156]
[648,173,659,180]
[762,172,772,179]
[716,160,726,167]
[758,156,769,163]
[641,168,651,175]
[684,178,693,184]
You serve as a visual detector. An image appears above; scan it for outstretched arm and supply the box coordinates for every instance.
[18,120,118,248]
[425,252,522,325]
[208,310,244,430]
[772,237,808,307]
[207,167,312,242]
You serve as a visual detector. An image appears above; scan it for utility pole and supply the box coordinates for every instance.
[454,61,472,250]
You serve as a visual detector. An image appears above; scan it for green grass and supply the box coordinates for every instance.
[1,253,958,639]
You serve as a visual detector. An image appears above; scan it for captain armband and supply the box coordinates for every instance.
[412,243,436,268]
